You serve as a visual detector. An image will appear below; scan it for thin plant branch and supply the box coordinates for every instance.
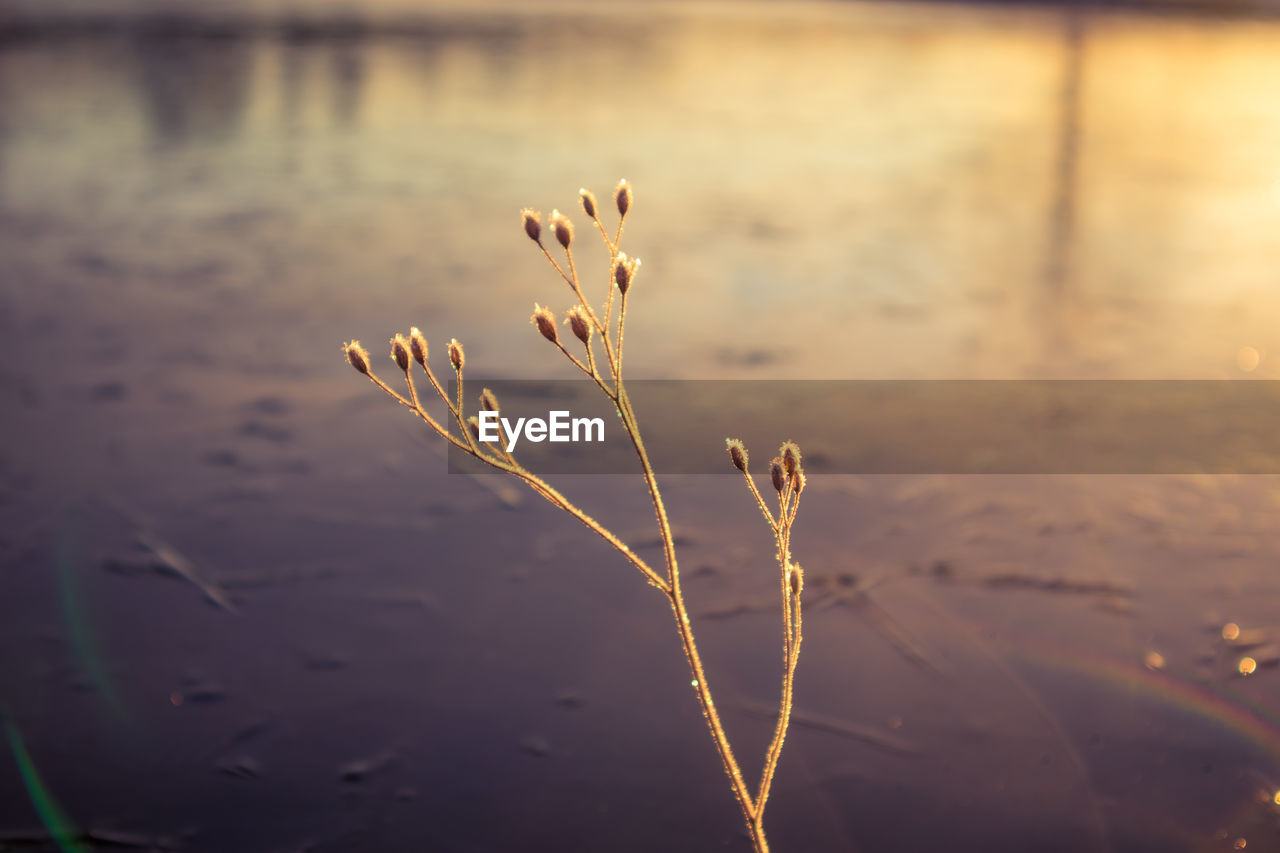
[344,182,810,853]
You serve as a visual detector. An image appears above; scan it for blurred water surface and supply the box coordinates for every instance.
[2,3,1280,851]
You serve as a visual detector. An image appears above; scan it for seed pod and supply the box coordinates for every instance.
[521,208,542,243]
[791,468,807,496]
[550,209,574,250]
[390,334,411,373]
[448,338,465,372]
[480,388,499,412]
[614,178,632,218]
[531,304,558,344]
[565,306,591,345]
[789,564,804,597]
[770,457,785,493]
[780,441,801,476]
[613,253,639,295]
[344,340,371,376]
[726,438,748,472]
[579,188,598,220]
[409,327,428,367]
[467,415,481,443]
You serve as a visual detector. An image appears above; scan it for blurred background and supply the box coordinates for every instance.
[3,1,1280,850]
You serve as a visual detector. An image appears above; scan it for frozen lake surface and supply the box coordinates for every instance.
[2,2,1280,850]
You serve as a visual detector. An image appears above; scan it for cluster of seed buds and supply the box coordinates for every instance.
[519,180,640,385]
[341,322,495,464]
[725,436,808,534]
[343,178,642,468]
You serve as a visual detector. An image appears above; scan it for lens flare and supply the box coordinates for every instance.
[3,716,88,853]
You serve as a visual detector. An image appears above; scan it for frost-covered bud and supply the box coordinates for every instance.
[521,208,542,243]
[791,468,807,496]
[770,457,785,494]
[409,327,428,367]
[726,438,748,472]
[780,441,801,477]
[467,415,481,443]
[531,304,558,344]
[614,179,632,217]
[565,305,591,346]
[613,253,640,295]
[344,340,370,376]
[579,188,598,221]
[480,388,499,413]
[448,338,465,372]
[550,209,574,250]
[390,334,411,373]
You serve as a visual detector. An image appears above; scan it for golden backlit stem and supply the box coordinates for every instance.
[786,484,803,529]
[741,468,778,532]
[580,338,609,395]
[556,338,615,400]
[614,382,760,840]
[756,574,802,827]
[543,243,621,382]
[368,371,667,592]
[415,358,477,453]
[615,290,630,377]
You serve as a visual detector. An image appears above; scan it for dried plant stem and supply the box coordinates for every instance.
[757,480,803,826]
[344,184,807,853]
[615,383,762,844]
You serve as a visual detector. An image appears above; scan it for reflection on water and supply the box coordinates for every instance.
[3,4,1280,852]
[1,5,1279,379]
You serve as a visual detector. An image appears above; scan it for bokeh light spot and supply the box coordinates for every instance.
[1239,657,1257,676]
[1237,347,1260,372]
[1223,623,1241,641]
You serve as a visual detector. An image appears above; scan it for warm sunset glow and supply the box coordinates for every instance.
[1237,347,1260,372]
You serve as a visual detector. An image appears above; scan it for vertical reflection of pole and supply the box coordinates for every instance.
[1045,8,1084,296]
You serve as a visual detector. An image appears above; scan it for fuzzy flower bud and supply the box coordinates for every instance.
[531,304,558,344]
[726,438,748,472]
[614,178,632,218]
[788,564,804,598]
[579,188,598,221]
[467,415,481,443]
[565,305,591,346]
[448,338,465,372]
[770,457,785,494]
[613,253,640,295]
[480,388,499,413]
[343,340,371,376]
[791,468,807,496]
[521,208,542,243]
[550,209,574,250]
[780,441,801,477]
[409,327,428,367]
[390,334,411,373]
